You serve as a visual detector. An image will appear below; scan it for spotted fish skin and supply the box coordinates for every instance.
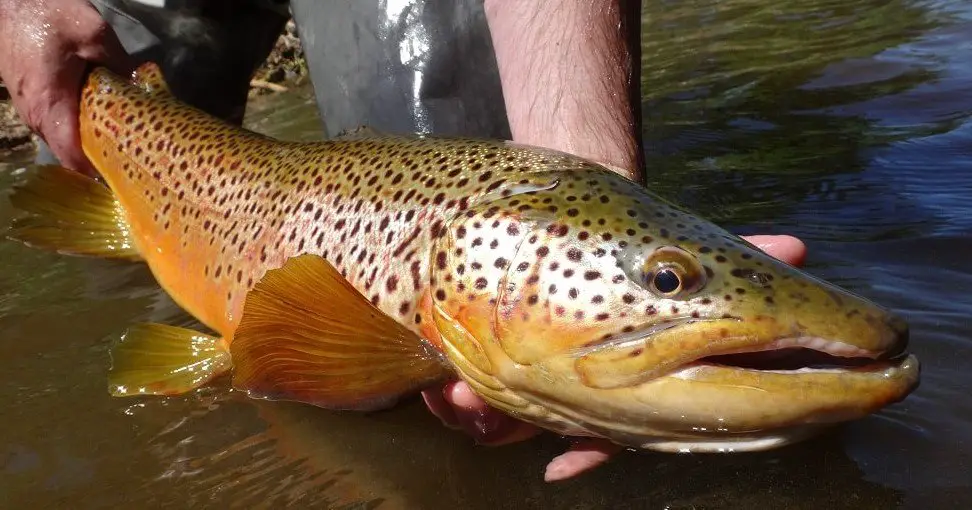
[79,67,588,344]
[73,66,918,451]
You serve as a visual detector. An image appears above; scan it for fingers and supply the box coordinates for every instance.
[35,55,100,176]
[11,66,85,172]
[0,0,132,175]
[741,234,807,267]
[444,382,541,445]
[422,381,540,445]
[17,57,98,175]
[544,439,623,482]
[422,379,622,481]
[68,2,136,74]
[421,384,462,430]
[421,381,620,481]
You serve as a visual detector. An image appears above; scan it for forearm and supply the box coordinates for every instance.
[484,0,643,183]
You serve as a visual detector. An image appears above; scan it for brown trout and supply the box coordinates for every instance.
[8,64,918,452]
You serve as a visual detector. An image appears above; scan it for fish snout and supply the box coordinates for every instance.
[762,275,912,360]
[831,299,911,359]
[876,309,909,359]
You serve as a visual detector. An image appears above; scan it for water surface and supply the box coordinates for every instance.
[2,0,971,507]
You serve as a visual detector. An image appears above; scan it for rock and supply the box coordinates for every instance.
[249,19,308,97]
[1,82,34,155]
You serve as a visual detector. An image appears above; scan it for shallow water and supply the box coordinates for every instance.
[3,0,972,508]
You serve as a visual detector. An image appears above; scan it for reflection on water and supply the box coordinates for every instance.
[642,0,972,241]
[3,0,972,507]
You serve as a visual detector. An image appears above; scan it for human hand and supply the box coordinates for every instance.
[421,234,808,482]
[0,0,133,175]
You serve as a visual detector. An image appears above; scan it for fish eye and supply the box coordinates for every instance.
[639,246,706,299]
[651,268,682,295]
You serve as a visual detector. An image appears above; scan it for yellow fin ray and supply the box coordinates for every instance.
[109,323,232,396]
[232,254,450,411]
[7,165,141,260]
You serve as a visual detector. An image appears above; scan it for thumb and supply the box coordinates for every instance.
[742,235,807,267]
[70,3,137,77]
[40,85,96,176]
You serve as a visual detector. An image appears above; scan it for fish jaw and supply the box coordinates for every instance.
[508,351,919,452]
[516,310,917,449]
[435,300,918,450]
[570,299,910,390]
[553,285,920,449]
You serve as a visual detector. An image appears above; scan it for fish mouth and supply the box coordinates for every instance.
[693,336,907,374]
[541,316,920,452]
[465,313,918,454]
[573,314,913,389]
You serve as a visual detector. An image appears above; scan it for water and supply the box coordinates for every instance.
[2,0,971,507]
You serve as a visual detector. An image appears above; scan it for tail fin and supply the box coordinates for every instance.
[7,164,141,260]
[131,62,172,96]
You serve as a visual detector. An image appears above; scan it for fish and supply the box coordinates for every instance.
[7,63,919,453]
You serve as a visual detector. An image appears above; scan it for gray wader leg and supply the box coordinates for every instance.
[289,0,510,139]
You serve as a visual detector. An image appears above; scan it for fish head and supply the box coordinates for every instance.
[430,166,918,451]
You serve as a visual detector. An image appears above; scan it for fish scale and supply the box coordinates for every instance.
[7,63,918,456]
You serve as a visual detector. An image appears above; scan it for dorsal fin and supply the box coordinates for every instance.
[130,62,171,95]
[232,254,451,411]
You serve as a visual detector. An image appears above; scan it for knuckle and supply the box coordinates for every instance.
[72,6,114,54]
[78,18,110,48]
[22,102,48,134]
[12,81,46,130]
[85,20,111,45]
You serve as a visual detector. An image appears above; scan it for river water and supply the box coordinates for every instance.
[2,0,971,508]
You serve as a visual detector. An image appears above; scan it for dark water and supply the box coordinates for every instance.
[3,0,972,508]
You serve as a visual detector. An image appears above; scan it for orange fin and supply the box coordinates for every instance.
[7,164,141,260]
[130,62,171,95]
[108,323,232,396]
[232,254,450,411]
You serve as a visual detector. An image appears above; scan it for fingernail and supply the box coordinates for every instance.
[544,458,568,482]
[421,387,462,430]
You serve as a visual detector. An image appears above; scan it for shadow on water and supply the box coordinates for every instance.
[172,398,907,509]
[3,0,972,507]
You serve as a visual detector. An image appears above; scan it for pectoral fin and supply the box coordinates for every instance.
[7,165,141,260]
[232,254,450,411]
[108,323,232,396]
